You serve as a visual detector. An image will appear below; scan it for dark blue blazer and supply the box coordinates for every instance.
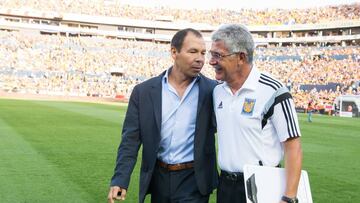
[111,71,218,203]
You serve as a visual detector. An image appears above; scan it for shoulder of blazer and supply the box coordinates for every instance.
[135,71,216,91]
[135,70,166,90]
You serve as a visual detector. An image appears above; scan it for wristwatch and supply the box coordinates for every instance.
[281,195,299,203]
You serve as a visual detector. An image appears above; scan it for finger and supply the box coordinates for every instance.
[120,189,127,201]
[115,191,122,200]
[108,195,114,203]
[107,189,116,203]
[111,187,120,199]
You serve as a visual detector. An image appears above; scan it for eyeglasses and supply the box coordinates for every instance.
[208,51,240,61]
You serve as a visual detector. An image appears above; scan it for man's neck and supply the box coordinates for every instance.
[168,67,195,98]
[227,64,251,94]
[168,66,194,88]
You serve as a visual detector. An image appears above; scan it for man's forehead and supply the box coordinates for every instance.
[210,40,227,51]
[184,34,205,43]
[211,40,225,46]
[183,36,205,47]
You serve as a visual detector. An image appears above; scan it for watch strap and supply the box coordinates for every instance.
[281,195,299,203]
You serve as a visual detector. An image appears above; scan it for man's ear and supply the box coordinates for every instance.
[171,47,178,59]
[238,52,248,64]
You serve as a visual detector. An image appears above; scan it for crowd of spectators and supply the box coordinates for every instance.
[0,0,359,25]
[0,31,171,99]
[0,31,359,110]
[256,45,360,111]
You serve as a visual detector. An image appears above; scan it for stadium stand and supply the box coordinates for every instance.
[0,1,359,116]
[0,0,359,25]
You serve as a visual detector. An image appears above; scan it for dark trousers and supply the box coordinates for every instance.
[217,171,246,203]
[150,164,209,203]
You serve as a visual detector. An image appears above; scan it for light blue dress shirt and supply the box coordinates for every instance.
[158,68,199,164]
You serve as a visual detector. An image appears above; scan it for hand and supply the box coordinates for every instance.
[107,186,127,203]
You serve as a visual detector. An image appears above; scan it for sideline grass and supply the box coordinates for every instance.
[0,99,359,202]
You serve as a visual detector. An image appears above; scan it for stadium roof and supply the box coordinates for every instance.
[118,0,360,10]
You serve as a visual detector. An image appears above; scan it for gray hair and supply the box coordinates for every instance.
[211,24,254,64]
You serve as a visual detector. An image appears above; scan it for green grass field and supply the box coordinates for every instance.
[0,99,359,203]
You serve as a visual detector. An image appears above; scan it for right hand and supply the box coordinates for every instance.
[107,186,127,203]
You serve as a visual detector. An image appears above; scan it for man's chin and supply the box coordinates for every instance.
[215,74,223,81]
[190,70,201,76]
[186,72,200,78]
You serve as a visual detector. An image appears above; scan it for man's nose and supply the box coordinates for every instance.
[209,58,218,66]
[196,54,205,63]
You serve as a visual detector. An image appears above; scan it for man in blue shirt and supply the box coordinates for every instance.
[108,28,218,203]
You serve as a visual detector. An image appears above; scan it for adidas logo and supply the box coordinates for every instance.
[218,101,223,109]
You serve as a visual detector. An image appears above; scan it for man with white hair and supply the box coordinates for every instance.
[209,24,303,203]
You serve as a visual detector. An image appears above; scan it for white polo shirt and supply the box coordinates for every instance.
[213,66,301,172]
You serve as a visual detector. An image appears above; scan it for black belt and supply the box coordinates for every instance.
[221,163,281,182]
[221,170,244,182]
